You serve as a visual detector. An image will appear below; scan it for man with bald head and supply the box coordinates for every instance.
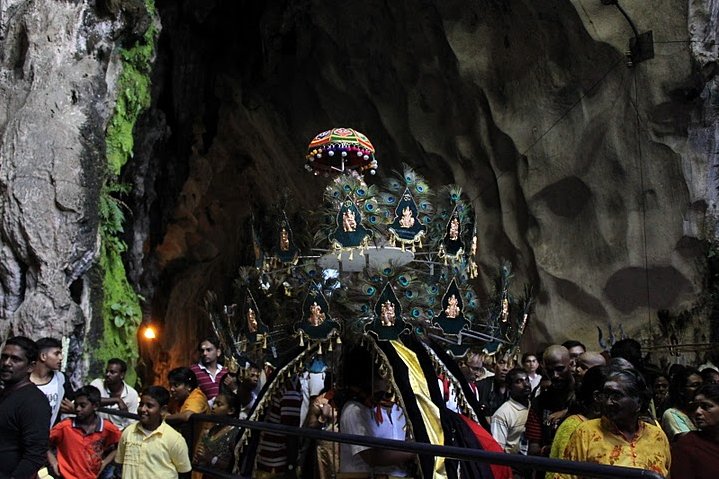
[525,345,575,457]
[572,352,607,388]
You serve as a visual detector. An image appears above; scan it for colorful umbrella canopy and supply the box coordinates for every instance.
[305,127,378,176]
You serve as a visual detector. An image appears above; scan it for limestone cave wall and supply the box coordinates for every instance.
[0,0,717,383]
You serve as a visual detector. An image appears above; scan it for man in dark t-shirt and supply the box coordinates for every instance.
[0,336,51,478]
[526,345,574,457]
[476,354,512,419]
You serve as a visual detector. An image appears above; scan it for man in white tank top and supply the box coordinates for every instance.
[30,337,74,427]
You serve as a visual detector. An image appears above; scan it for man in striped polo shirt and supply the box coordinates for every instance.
[189,336,228,405]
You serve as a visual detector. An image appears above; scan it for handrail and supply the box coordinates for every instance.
[95,408,664,478]
[188,413,665,479]
[97,407,140,420]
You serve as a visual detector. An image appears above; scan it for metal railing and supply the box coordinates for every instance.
[99,408,665,479]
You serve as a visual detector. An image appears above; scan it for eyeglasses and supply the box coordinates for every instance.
[595,390,629,402]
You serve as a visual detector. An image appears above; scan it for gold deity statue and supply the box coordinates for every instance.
[380,300,396,326]
[399,206,416,228]
[501,297,509,322]
[280,227,290,251]
[448,217,460,241]
[247,308,258,333]
[342,209,357,232]
[309,301,326,326]
[444,294,460,319]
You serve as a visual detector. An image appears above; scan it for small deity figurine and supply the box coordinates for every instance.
[247,308,258,333]
[471,235,477,256]
[444,294,460,319]
[501,297,509,322]
[309,302,326,326]
[448,216,460,241]
[342,209,357,232]
[399,206,416,228]
[280,227,290,251]
[380,300,396,326]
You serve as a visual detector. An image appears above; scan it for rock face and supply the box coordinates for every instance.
[0,1,114,366]
[0,0,147,379]
[0,1,717,381]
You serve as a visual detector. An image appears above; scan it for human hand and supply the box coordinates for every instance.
[546,409,567,428]
[60,398,75,414]
[113,397,128,411]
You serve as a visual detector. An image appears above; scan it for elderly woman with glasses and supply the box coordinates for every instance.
[550,367,670,479]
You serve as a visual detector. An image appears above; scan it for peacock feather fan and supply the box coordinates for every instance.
[471,260,533,358]
[332,265,432,342]
[382,164,434,214]
[428,184,475,269]
[309,171,391,248]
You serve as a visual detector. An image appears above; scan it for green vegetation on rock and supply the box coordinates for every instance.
[96,0,158,386]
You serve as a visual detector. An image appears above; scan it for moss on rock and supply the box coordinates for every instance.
[95,0,157,385]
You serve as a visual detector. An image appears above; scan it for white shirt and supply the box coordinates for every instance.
[491,398,529,454]
[439,377,460,413]
[527,373,542,393]
[36,371,65,427]
[90,378,139,430]
[339,400,408,476]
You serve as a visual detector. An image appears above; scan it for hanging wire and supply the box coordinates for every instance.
[628,69,654,336]
[468,55,626,205]
[519,56,626,158]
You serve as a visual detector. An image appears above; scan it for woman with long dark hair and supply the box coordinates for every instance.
[661,367,702,441]
[652,373,670,418]
[670,384,719,478]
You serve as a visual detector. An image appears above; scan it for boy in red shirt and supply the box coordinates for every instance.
[47,385,121,479]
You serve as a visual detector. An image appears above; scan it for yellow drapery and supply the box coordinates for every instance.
[390,340,447,479]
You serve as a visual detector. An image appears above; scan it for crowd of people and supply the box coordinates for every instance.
[461,339,719,479]
[2,333,719,478]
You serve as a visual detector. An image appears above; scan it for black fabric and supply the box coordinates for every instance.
[404,336,495,479]
[61,371,75,400]
[426,341,490,431]
[0,383,51,478]
[376,340,434,479]
[445,411,496,479]
[531,386,573,448]
[475,377,509,417]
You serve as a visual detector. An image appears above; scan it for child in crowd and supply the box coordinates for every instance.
[166,367,211,424]
[166,367,211,455]
[47,385,121,479]
[193,391,241,474]
[115,386,192,479]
